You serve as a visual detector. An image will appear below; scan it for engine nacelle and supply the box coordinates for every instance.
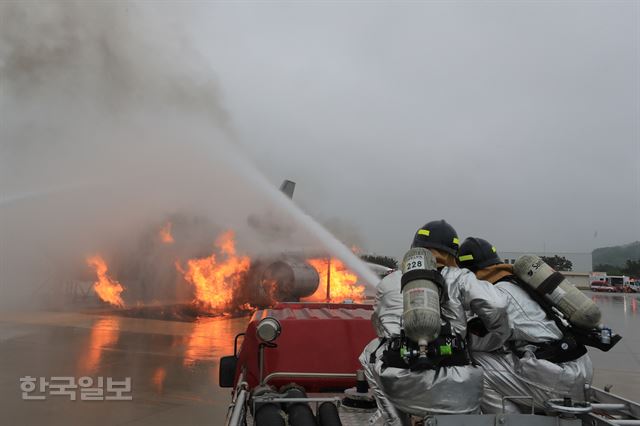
[244,258,320,307]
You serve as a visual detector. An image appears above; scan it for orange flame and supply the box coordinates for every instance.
[87,255,126,308]
[238,302,256,311]
[159,221,174,244]
[178,231,250,311]
[303,258,365,303]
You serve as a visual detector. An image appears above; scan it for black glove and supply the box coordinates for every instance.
[467,317,488,337]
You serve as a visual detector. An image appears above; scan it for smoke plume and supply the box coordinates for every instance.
[0,1,376,309]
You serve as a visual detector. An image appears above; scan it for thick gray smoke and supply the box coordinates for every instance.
[0,2,377,309]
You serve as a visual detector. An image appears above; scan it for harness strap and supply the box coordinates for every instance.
[504,276,588,363]
[369,338,387,364]
[381,335,470,371]
[517,336,587,364]
[400,269,444,292]
[504,276,571,335]
[538,271,566,295]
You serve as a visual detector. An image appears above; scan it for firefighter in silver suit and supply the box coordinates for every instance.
[360,221,510,424]
[458,237,593,413]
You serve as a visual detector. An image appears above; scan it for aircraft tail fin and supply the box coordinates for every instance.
[279,180,296,199]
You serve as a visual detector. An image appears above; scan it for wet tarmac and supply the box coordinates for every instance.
[586,292,640,398]
[0,291,638,425]
[0,311,251,426]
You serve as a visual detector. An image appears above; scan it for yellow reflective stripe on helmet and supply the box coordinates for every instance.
[418,229,430,236]
[453,238,459,245]
[492,246,497,253]
[459,254,474,261]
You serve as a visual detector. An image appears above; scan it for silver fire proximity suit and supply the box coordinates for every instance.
[473,281,593,413]
[359,268,510,424]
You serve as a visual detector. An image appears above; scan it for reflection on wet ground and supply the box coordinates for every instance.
[183,317,238,367]
[78,317,121,375]
[591,292,639,317]
[0,292,638,425]
[0,311,251,426]
[151,367,167,395]
[586,292,640,399]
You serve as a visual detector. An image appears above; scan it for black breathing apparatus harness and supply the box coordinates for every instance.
[371,268,471,372]
[502,275,620,363]
[379,323,470,371]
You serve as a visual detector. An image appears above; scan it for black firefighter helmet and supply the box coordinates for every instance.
[411,220,459,256]
[458,237,501,272]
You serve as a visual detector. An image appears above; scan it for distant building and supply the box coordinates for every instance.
[499,251,593,273]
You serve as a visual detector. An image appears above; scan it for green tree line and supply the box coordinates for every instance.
[594,259,640,277]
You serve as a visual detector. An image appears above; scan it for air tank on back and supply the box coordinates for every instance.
[513,255,601,329]
[400,247,441,347]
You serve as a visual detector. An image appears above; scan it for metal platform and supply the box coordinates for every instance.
[227,384,640,426]
[582,387,640,426]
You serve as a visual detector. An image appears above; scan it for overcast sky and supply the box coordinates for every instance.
[180,1,639,257]
[1,1,638,267]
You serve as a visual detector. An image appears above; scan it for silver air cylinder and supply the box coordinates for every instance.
[400,248,441,346]
[513,255,601,329]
